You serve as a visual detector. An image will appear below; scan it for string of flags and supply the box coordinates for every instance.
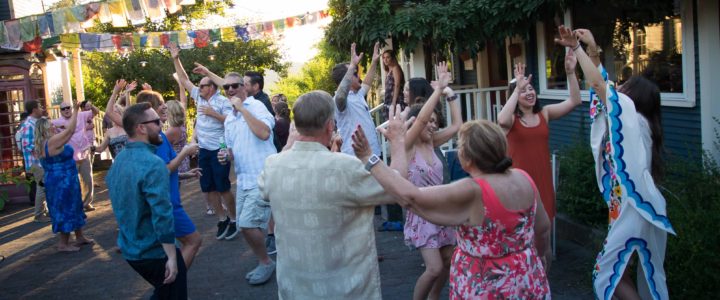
[0,0,330,53]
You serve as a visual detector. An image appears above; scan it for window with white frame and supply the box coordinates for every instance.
[536,0,695,107]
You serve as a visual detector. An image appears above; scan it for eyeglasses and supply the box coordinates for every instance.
[60,107,71,111]
[223,83,242,90]
[140,118,161,126]
[199,83,214,89]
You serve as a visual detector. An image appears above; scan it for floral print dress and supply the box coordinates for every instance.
[450,171,550,299]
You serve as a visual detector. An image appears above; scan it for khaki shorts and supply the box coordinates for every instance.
[235,187,271,229]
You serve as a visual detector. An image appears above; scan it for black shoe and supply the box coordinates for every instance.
[266,235,276,255]
[216,217,230,240]
[224,222,239,240]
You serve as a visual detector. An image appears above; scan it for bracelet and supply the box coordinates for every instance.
[446,95,458,102]
[572,43,581,51]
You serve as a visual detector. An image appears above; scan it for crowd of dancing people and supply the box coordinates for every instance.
[14,25,673,300]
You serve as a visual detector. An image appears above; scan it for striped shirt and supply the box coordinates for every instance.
[191,87,234,150]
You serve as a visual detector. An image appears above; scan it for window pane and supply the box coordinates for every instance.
[543,20,572,90]
[614,16,683,93]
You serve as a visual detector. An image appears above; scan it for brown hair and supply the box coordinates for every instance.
[123,103,153,137]
[458,120,512,173]
[292,90,334,135]
[135,90,165,111]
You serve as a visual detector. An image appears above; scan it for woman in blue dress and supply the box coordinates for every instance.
[34,103,93,252]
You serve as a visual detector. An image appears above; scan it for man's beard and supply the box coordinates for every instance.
[149,133,163,145]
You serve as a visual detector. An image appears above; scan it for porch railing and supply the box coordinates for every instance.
[374,86,507,164]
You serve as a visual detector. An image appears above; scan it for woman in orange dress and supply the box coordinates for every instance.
[497,53,581,221]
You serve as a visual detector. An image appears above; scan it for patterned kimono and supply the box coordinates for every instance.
[589,65,676,300]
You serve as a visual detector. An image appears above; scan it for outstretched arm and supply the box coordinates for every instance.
[555,25,606,104]
[432,87,463,147]
[405,62,450,149]
[363,42,380,88]
[497,63,532,132]
[334,43,363,112]
[169,43,197,92]
[543,47,581,121]
[192,63,226,89]
[105,79,126,127]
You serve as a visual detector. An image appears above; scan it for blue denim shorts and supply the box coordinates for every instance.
[198,148,231,193]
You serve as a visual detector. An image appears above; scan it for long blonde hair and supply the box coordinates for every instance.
[33,118,52,158]
[166,100,185,127]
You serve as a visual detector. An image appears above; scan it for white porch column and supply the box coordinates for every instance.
[698,0,720,163]
[59,57,72,105]
[72,49,84,103]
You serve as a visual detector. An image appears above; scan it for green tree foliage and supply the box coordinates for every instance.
[325,0,676,57]
[82,39,287,107]
[271,56,336,108]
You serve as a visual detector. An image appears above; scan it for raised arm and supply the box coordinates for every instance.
[574,29,602,67]
[47,103,80,155]
[405,62,450,148]
[172,74,188,109]
[192,63,226,89]
[169,43,197,92]
[555,25,606,104]
[334,43,363,112]
[432,87,462,146]
[497,63,532,132]
[105,79,126,127]
[362,42,380,87]
[542,48,581,121]
[231,98,272,140]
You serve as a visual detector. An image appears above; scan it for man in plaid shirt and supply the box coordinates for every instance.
[19,100,50,222]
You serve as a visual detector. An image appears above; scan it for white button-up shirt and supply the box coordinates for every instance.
[335,85,382,156]
[224,96,276,190]
[191,87,233,150]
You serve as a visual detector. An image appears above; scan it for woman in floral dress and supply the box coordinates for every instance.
[34,103,94,252]
[354,116,552,299]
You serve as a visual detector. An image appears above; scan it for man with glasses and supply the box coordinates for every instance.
[52,100,99,212]
[19,100,50,222]
[107,103,186,299]
[170,44,238,241]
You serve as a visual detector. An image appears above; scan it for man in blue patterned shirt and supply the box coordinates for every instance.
[19,100,49,222]
[107,103,186,299]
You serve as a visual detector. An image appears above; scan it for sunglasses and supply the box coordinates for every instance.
[60,107,71,111]
[199,83,214,89]
[223,83,242,90]
[141,118,161,126]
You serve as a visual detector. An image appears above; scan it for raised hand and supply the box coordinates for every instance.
[141,83,152,91]
[113,79,127,94]
[350,43,363,67]
[378,104,408,143]
[169,43,180,59]
[351,125,371,160]
[573,28,597,48]
[330,133,343,153]
[554,25,578,48]
[436,62,451,89]
[565,49,577,74]
[192,62,209,75]
[513,63,532,92]
[371,41,381,62]
[125,80,138,92]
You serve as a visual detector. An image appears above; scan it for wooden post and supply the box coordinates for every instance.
[72,49,84,103]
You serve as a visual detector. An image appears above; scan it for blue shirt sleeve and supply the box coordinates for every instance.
[143,162,175,244]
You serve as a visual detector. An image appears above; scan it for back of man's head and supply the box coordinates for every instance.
[25,99,39,114]
[244,71,264,90]
[331,63,349,86]
[123,103,152,138]
[293,91,334,136]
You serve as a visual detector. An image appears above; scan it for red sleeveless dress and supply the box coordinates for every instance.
[506,114,556,219]
[450,171,551,299]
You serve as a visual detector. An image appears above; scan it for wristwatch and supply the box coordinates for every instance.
[365,154,381,171]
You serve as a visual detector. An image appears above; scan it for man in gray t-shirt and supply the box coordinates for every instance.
[330,42,382,157]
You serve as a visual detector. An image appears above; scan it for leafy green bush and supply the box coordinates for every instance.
[556,141,607,228]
